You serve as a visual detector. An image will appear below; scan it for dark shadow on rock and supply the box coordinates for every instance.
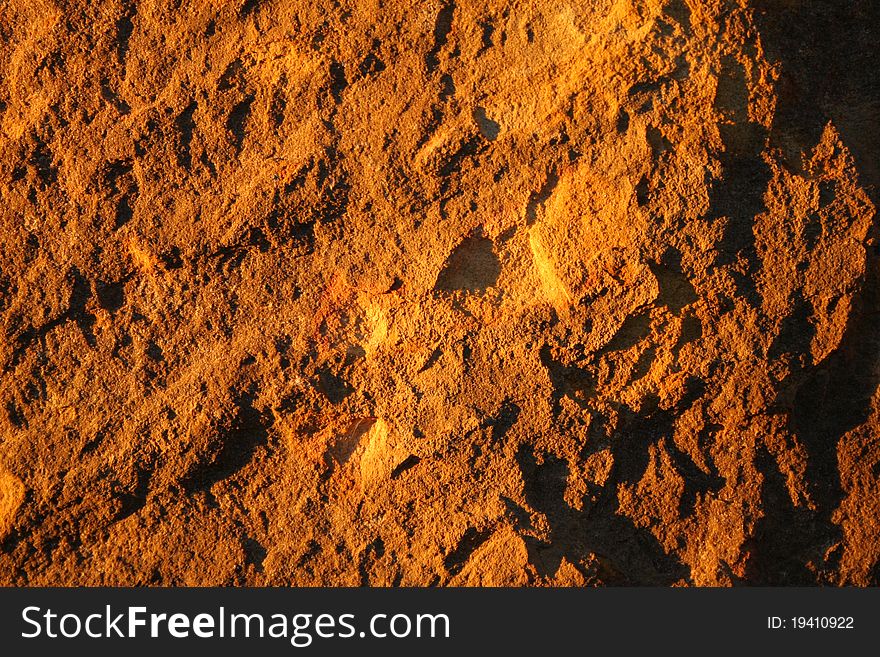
[752,1,880,199]
[183,392,271,493]
[745,448,818,584]
[435,232,500,292]
[515,438,691,585]
[752,0,880,582]
[709,54,770,310]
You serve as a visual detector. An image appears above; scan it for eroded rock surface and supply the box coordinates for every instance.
[0,0,878,585]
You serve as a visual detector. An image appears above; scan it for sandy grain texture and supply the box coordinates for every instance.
[0,0,878,585]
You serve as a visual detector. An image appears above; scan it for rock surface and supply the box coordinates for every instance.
[0,0,878,585]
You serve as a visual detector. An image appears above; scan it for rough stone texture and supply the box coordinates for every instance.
[0,0,878,586]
